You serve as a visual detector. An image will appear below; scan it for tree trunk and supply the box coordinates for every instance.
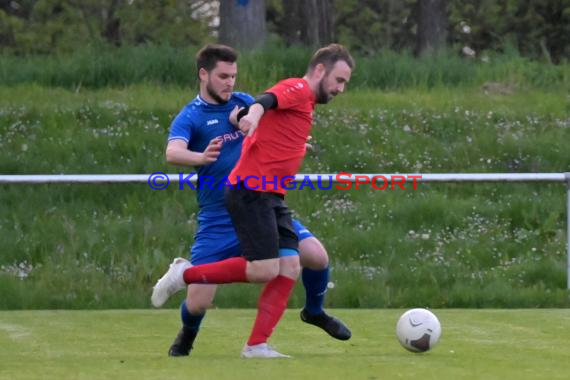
[219,0,266,50]
[282,0,334,47]
[282,0,302,45]
[415,0,448,56]
[315,0,335,46]
[101,0,121,46]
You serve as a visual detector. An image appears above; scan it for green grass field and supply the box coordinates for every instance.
[1,309,569,380]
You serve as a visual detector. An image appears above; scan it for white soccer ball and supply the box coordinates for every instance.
[396,308,441,353]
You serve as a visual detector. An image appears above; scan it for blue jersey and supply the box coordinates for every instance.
[168,92,254,213]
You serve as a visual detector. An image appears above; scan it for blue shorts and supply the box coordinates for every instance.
[189,212,313,265]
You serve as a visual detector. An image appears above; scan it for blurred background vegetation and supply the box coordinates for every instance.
[0,1,569,309]
[0,0,568,62]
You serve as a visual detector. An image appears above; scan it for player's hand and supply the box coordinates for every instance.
[238,103,264,136]
[201,137,222,164]
[229,105,242,128]
[238,113,257,136]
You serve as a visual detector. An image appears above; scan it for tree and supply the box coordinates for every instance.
[219,0,266,50]
[278,0,334,47]
[67,0,122,46]
[334,0,415,55]
[415,0,448,56]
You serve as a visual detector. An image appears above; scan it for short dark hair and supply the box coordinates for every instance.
[196,44,238,76]
[307,44,355,74]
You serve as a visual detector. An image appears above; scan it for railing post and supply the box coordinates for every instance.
[566,173,570,290]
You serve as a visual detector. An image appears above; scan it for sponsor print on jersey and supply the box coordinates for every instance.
[221,130,245,143]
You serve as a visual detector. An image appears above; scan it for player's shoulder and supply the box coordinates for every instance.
[279,77,306,88]
[231,92,255,105]
[271,77,308,94]
[186,95,209,112]
[171,97,207,128]
[280,77,305,85]
[177,96,208,118]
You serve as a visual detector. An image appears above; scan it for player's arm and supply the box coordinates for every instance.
[236,93,277,136]
[166,138,222,166]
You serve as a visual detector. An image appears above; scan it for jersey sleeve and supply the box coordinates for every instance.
[168,109,193,143]
[265,79,311,110]
[233,92,255,107]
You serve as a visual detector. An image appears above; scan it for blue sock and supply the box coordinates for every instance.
[180,301,205,334]
[302,267,329,316]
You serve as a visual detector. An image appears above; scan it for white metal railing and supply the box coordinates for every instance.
[2,172,570,289]
[0,173,567,183]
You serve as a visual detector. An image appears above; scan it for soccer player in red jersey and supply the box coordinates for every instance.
[152,44,354,358]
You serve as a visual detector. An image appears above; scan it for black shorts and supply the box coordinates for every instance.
[224,186,298,261]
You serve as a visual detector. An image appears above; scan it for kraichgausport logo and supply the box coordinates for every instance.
[147,173,422,191]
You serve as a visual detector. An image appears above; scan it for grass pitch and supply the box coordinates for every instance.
[1,309,569,380]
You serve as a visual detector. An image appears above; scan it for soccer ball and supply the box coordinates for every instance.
[396,308,441,353]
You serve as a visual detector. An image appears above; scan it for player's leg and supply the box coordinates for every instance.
[278,251,302,280]
[167,219,241,356]
[245,252,300,347]
[295,220,352,341]
[169,284,217,356]
[299,236,329,315]
[242,198,299,359]
[151,189,281,308]
[151,188,279,307]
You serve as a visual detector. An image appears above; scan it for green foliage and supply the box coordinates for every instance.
[334,0,416,54]
[117,0,213,47]
[0,45,198,88]
[0,46,568,90]
[333,0,569,62]
[1,1,568,61]
[447,0,570,62]
[0,0,214,54]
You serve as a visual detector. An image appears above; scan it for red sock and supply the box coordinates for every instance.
[183,257,248,284]
[247,275,296,346]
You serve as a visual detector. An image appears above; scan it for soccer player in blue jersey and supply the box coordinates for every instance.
[158,44,350,358]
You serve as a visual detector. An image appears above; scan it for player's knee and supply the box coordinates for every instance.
[254,268,279,282]
[185,284,217,313]
[186,303,208,315]
[309,251,329,270]
[246,260,279,282]
[299,238,329,270]
[279,256,301,279]
[185,289,215,314]
[184,295,210,314]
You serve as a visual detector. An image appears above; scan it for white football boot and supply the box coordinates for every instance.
[241,343,291,359]
[151,257,191,307]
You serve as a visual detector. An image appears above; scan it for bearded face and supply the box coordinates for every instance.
[314,61,352,104]
[200,61,237,104]
[206,81,229,104]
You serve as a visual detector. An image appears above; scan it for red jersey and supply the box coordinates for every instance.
[229,78,315,195]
